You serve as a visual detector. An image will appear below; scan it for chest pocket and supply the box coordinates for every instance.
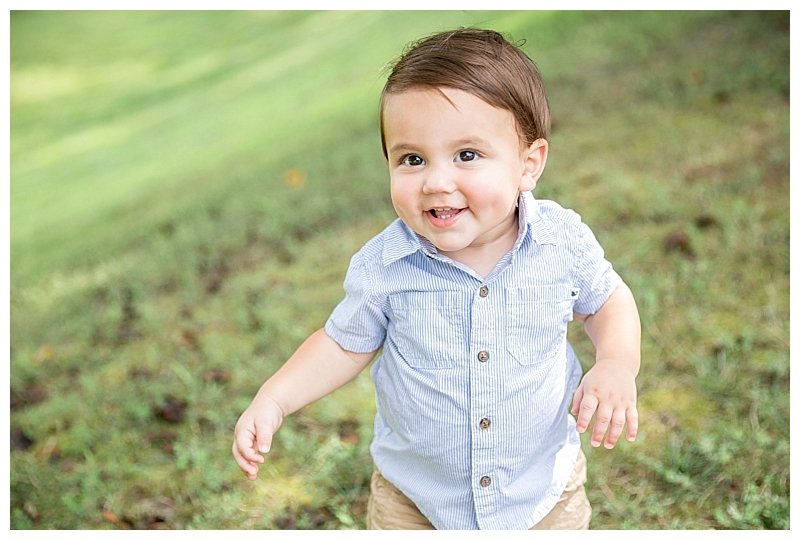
[388,291,466,370]
[506,284,574,366]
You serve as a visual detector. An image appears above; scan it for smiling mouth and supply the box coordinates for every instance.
[428,207,465,220]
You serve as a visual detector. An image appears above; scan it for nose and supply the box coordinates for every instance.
[422,162,456,195]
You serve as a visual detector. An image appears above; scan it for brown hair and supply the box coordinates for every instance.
[379,28,550,157]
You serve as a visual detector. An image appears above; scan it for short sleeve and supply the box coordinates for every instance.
[324,251,387,353]
[571,221,624,315]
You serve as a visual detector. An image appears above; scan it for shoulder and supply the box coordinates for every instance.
[527,198,615,272]
[534,198,584,227]
[343,218,411,288]
[528,197,594,246]
[351,218,408,262]
[337,219,414,306]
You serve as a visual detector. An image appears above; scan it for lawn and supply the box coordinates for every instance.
[9,10,789,529]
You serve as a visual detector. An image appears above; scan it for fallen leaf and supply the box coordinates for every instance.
[102,509,132,529]
[283,168,307,189]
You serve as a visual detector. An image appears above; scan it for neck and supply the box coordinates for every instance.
[442,212,520,279]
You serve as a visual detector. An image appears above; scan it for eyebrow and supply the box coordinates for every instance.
[452,137,493,149]
[387,143,418,156]
[388,137,494,156]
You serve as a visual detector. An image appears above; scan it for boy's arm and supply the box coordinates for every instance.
[232,328,376,479]
[571,283,641,449]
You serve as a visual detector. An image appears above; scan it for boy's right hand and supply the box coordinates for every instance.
[232,394,285,480]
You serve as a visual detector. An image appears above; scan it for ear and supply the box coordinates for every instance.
[519,138,549,192]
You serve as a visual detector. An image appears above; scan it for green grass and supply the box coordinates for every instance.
[10,10,789,530]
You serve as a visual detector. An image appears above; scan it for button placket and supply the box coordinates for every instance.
[470,280,500,523]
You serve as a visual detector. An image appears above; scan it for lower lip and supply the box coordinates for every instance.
[426,209,465,228]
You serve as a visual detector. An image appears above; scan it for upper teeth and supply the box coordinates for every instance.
[433,208,457,218]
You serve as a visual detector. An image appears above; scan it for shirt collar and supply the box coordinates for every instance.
[518,190,557,248]
[381,219,423,266]
[381,191,556,267]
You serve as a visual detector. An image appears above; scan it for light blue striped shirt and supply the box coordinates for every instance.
[325,191,623,529]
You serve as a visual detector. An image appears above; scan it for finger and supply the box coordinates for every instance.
[625,407,639,442]
[571,385,584,417]
[232,441,260,480]
[590,403,614,448]
[235,427,265,463]
[575,393,598,434]
[603,408,628,449]
[256,434,274,455]
[255,422,276,454]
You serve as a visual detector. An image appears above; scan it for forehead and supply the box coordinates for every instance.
[382,87,519,144]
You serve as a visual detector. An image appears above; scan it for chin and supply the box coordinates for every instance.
[430,239,470,254]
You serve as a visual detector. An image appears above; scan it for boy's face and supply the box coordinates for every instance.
[383,87,546,259]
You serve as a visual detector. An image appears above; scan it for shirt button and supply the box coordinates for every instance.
[479,418,491,430]
[479,286,489,298]
[477,351,490,362]
[480,476,492,488]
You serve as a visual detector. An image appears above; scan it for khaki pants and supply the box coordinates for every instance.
[367,450,591,530]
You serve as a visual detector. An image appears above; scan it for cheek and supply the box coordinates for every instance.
[462,181,514,213]
[459,182,493,208]
[390,179,414,214]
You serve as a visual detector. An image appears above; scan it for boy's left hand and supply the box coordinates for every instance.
[571,360,638,449]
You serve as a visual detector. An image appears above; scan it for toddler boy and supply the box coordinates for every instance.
[233,28,640,530]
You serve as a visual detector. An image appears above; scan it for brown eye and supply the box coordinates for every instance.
[456,150,477,162]
[401,154,425,166]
